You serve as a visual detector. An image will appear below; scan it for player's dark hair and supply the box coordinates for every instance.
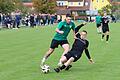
[82,30,87,34]
[66,14,71,17]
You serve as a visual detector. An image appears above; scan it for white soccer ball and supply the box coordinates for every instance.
[41,65,50,73]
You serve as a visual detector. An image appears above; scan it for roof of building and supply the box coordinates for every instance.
[23,2,33,7]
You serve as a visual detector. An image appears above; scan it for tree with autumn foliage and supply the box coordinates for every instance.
[32,0,56,14]
[0,0,15,13]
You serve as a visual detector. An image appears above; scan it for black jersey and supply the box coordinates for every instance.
[64,24,91,62]
[101,16,110,33]
[70,24,91,59]
[71,33,89,54]
[102,16,109,28]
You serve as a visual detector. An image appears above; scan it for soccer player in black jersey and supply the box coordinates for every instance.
[101,13,110,43]
[54,23,94,73]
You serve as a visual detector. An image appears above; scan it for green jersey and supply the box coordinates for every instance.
[96,16,102,24]
[53,21,75,40]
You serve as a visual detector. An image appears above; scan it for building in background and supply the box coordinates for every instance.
[91,0,111,10]
[56,0,91,20]
[110,0,120,5]
[22,0,120,20]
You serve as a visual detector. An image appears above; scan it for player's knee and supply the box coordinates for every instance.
[70,57,75,62]
[62,44,69,48]
[61,56,67,62]
[63,45,70,51]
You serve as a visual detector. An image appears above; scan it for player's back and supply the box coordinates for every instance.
[102,16,109,27]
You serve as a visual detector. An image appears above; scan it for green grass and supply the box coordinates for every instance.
[0,22,120,80]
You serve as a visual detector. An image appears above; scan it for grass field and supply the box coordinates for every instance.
[0,22,120,80]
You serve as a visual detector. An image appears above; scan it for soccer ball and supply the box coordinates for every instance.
[41,65,50,73]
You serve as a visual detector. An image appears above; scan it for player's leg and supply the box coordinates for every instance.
[41,48,54,65]
[64,57,74,67]
[60,56,68,64]
[41,39,59,65]
[59,57,74,70]
[101,33,105,41]
[96,24,99,33]
[62,44,70,56]
[54,57,74,73]
[98,25,102,33]
[101,28,105,41]
[105,31,109,43]
[58,43,70,66]
[97,28,99,33]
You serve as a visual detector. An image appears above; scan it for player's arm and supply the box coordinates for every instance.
[55,22,64,34]
[75,22,86,34]
[106,17,109,23]
[84,41,94,63]
[71,22,77,39]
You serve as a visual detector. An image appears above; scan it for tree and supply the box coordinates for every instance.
[32,0,56,14]
[0,0,15,13]
[99,4,120,20]
[12,0,29,13]
[0,0,28,14]
[99,4,120,15]
[47,0,56,14]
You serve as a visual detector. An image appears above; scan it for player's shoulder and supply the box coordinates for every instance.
[70,21,75,26]
[58,21,65,25]
[96,16,98,18]
[59,21,64,23]
[71,20,75,23]
[85,39,89,43]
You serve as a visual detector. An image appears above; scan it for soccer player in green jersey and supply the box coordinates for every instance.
[41,15,76,66]
[95,13,102,34]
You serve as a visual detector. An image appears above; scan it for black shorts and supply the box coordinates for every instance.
[96,24,101,28]
[102,27,109,33]
[64,51,82,62]
[50,39,69,49]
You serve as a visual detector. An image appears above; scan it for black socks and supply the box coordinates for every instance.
[60,65,66,70]
[106,35,109,41]
[102,34,105,39]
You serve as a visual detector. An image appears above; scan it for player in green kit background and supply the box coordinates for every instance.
[95,13,102,34]
[41,14,76,66]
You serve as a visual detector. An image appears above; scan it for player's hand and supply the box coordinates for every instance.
[59,31,64,34]
[74,36,78,39]
[89,59,94,64]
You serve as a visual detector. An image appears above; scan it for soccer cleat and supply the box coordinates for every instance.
[54,68,60,73]
[65,65,72,71]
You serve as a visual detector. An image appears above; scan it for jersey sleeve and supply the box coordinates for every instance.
[75,24,84,33]
[84,40,91,59]
[57,21,63,30]
[85,40,89,48]
[107,17,109,23]
[71,22,75,30]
